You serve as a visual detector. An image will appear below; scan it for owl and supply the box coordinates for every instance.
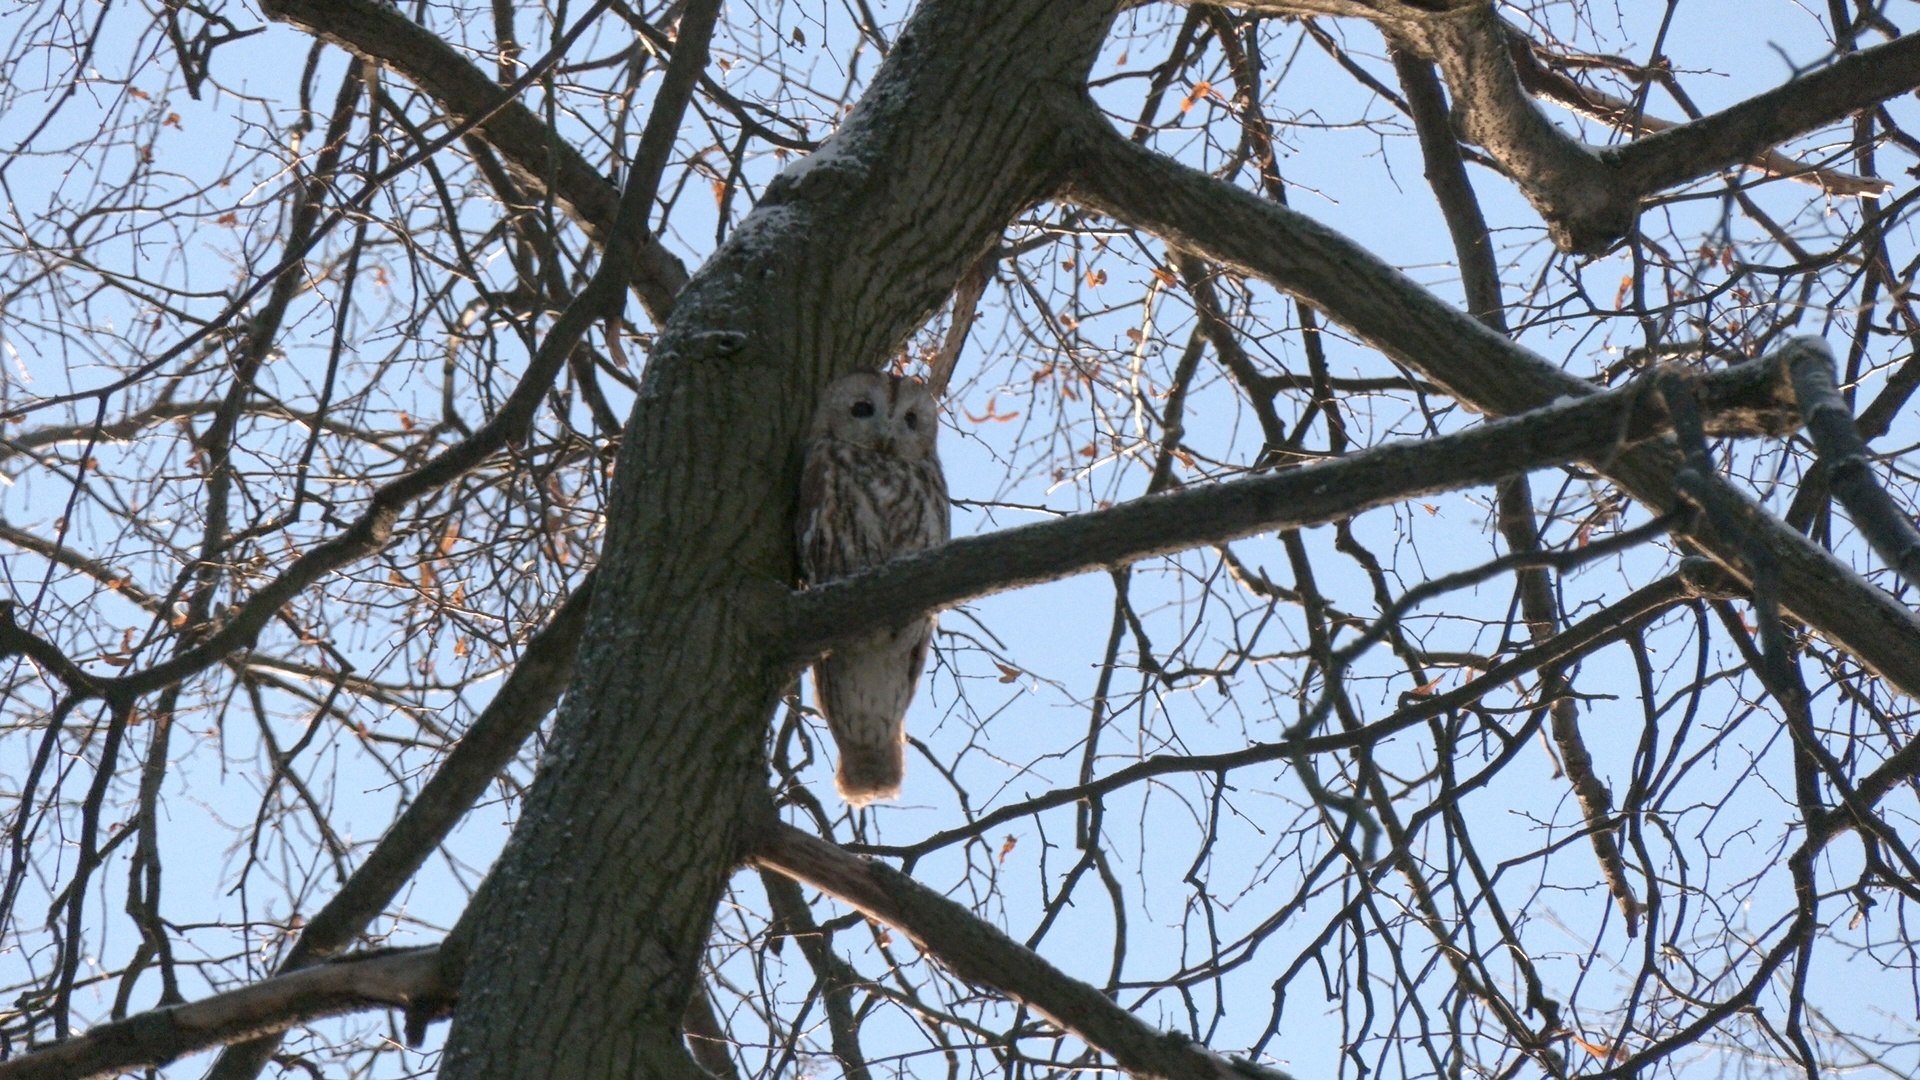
[797,372,951,805]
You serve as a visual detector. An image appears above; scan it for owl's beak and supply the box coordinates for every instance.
[877,435,897,455]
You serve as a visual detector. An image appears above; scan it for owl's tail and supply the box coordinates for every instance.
[814,621,931,806]
[835,740,906,806]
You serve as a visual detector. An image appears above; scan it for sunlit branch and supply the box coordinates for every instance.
[1401,3,1635,255]
[681,983,743,1080]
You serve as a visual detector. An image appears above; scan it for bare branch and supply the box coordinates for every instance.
[1608,31,1920,202]
[930,256,991,398]
[1247,3,1917,251]
[856,560,1735,860]
[1500,22,1891,199]
[758,870,871,1080]
[0,400,216,468]
[1399,42,1642,931]
[103,0,717,701]
[1395,3,1635,255]
[751,821,1294,1080]
[199,575,595,1080]
[0,948,438,1080]
[1786,337,1920,588]
[0,602,105,697]
[204,14,717,1080]
[256,0,689,322]
[1059,122,1920,699]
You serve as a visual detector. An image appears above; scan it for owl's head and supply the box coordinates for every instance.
[808,372,938,461]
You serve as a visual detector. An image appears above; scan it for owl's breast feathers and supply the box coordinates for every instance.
[797,441,949,586]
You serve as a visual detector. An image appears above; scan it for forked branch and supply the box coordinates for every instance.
[1243,3,1919,252]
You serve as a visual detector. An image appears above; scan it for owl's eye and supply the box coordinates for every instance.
[850,400,876,419]
[903,411,919,429]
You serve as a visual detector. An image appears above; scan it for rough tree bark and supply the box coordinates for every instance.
[435,3,1120,1075]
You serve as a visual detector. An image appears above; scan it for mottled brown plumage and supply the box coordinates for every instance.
[797,373,949,804]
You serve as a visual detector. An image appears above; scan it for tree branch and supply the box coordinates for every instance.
[782,351,1796,663]
[1057,121,1920,700]
[1786,337,1920,588]
[104,0,717,701]
[0,601,105,697]
[203,10,719,1080]
[0,519,163,614]
[758,870,871,1080]
[257,0,689,322]
[1499,21,1891,199]
[0,400,217,468]
[1607,30,1920,201]
[751,821,1294,1080]
[0,948,439,1080]
[854,559,1735,860]
[1418,10,1920,252]
[199,575,595,1080]
[107,270,601,695]
[1393,3,1635,255]
[1392,42,1647,931]
[1246,4,1918,251]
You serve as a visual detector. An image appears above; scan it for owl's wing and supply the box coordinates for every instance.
[928,461,952,546]
[898,458,951,551]
[796,448,844,584]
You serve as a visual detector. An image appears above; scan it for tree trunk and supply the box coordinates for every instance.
[437,3,1117,1075]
